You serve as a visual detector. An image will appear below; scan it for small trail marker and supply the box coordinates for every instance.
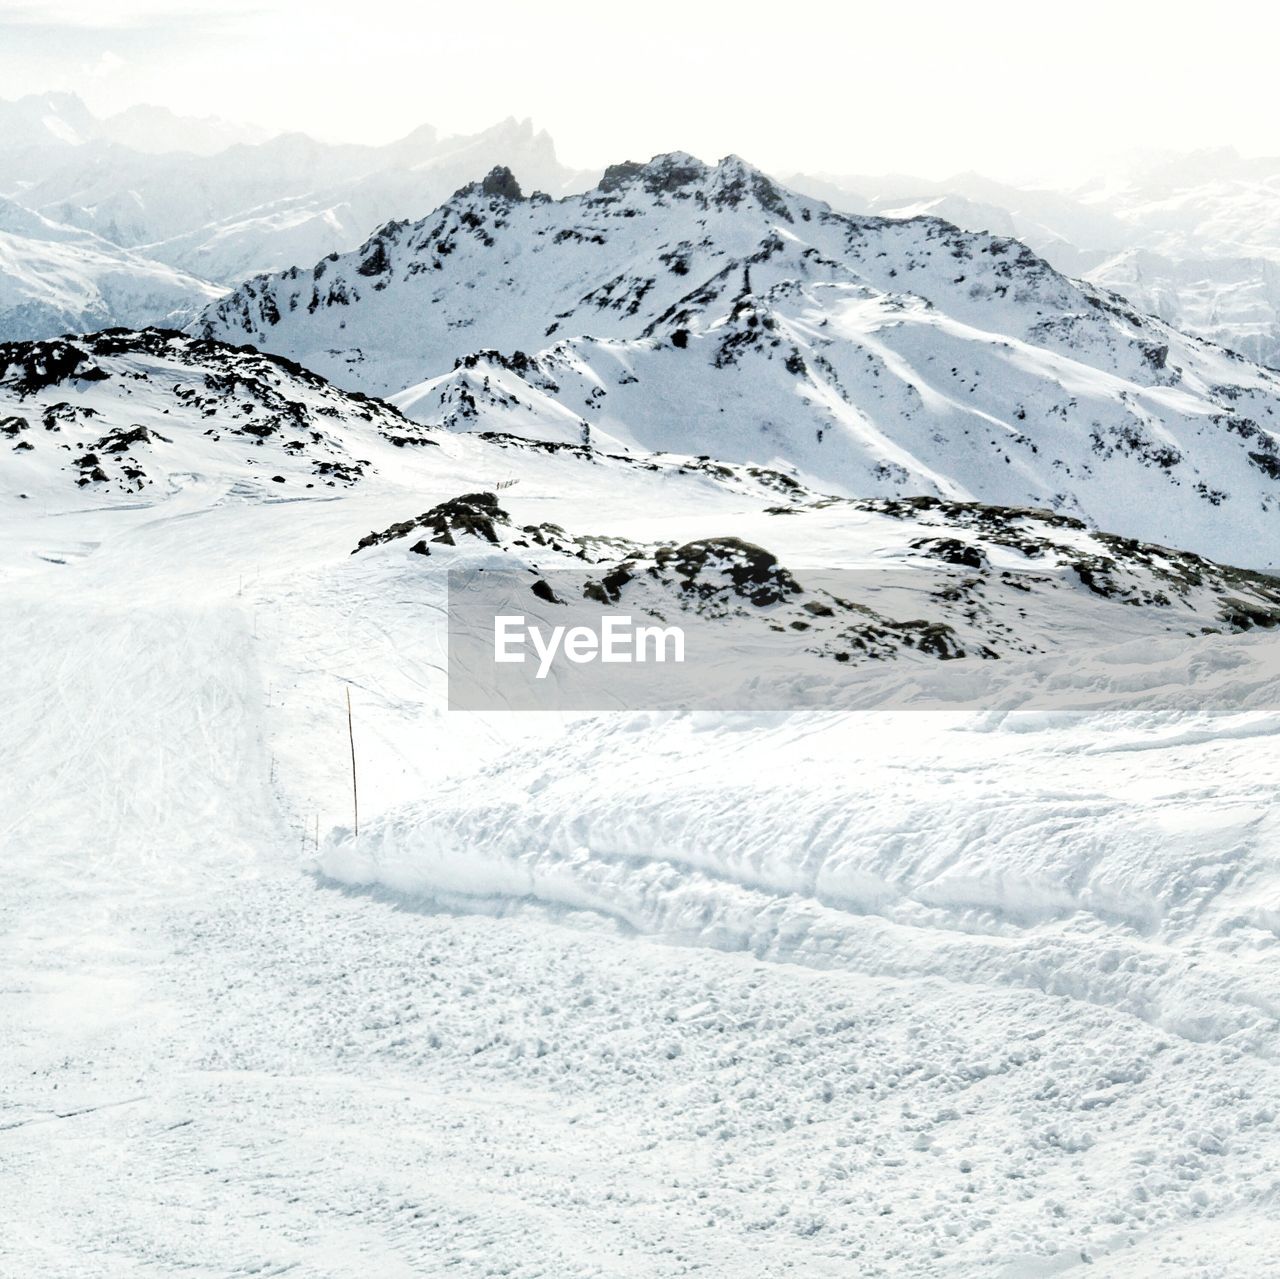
[346,686,359,838]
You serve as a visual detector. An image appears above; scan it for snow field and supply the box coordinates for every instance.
[3,397,1280,1274]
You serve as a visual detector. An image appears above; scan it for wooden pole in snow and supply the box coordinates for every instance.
[346,687,359,838]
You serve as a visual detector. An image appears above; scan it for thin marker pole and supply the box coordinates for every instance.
[346,687,359,837]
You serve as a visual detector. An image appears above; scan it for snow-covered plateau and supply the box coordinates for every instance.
[3,317,1280,1276]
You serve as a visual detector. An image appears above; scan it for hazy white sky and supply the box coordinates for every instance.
[2,0,1278,180]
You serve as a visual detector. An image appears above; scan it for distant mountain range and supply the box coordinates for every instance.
[0,195,221,339]
[3,93,1280,375]
[0,90,269,156]
[0,93,593,335]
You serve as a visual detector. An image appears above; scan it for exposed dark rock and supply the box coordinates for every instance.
[353,491,510,553]
[911,537,988,569]
[481,166,524,201]
[1248,450,1280,480]
[583,563,635,604]
[652,537,801,608]
[356,238,391,278]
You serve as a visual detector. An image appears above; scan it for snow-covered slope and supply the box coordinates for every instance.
[6,330,1280,1275]
[196,155,1280,569]
[0,199,223,341]
[353,483,1280,708]
[794,153,1280,370]
[0,329,430,504]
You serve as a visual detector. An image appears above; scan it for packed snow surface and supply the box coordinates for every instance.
[3,334,1280,1276]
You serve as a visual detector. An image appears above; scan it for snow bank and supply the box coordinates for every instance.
[324,697,1280,1057]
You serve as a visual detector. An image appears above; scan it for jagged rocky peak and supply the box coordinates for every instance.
[446,165,526,204]
[597,151,713,194]
[706,155,796,219]
[593,151,793,215]
[479,165,525,201]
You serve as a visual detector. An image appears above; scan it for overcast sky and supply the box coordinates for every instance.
[1,0,1278,181]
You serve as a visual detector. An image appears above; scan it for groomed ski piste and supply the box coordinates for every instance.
[3,327,1280,1277]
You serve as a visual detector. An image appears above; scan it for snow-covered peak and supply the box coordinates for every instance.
[196,148,1077,396]
[0,91,96,151]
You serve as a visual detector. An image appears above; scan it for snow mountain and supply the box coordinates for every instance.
[141,118,593,285]
[794,152,1280,370]
[0,91,265,164]
[0,100,596,343]
[97,103,272,156]
[0,91,100,153]
[0,328,432,504]
[197,154,1280,569]
[0,198,222,341]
